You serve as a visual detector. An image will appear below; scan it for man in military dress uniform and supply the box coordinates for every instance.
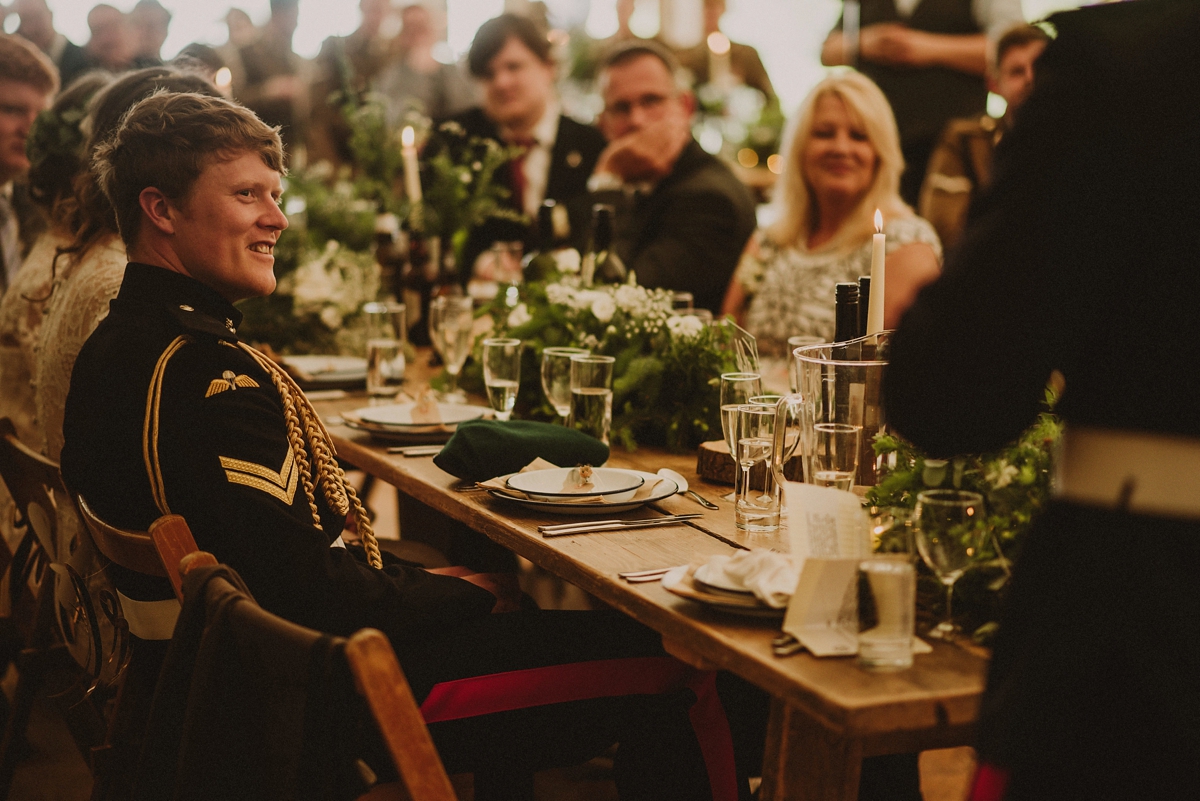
[62,91,753,800]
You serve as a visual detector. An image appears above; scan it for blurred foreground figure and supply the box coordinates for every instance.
[885,2,1200,798]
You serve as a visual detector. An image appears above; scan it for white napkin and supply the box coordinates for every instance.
[701,550,799,609]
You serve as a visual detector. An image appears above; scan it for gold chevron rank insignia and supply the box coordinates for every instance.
[219,444,298,505]
[206,370,260,397]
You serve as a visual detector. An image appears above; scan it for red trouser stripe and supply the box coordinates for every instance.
[419,657,739,801]
[968,762,1010,801]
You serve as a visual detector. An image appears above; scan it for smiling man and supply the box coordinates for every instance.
[62,91,759,800]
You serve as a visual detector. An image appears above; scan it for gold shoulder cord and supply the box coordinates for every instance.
[143,335,191,516]
[239,343,383,569]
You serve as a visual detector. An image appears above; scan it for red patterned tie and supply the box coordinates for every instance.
[508,137,536,213]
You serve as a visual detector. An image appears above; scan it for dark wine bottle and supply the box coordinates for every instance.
[833,282,860,343]
[523,200,560,283]
[857,276,871,340]
[582,204,626,285]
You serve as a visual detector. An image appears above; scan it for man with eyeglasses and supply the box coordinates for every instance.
[589,41,755,314]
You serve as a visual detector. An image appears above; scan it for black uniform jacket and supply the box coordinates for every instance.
[885,0,1200,456]
[61,263,494,641]
[608,140,756,315]
[430,106,606,271]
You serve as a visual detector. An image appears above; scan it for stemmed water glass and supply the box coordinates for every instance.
[428,296,473,403]
[482,338,522,421]
[914,490,985,640]
[540,347,589,422]
[720,372,762,501]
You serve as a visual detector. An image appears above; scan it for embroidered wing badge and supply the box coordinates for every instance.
[206,370,260,397]
[219,444,299,505]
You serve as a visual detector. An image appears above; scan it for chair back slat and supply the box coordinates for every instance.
[345,629,457,801]
[149,516,200,603]
[0,417,65,558]
[75,495,168,578]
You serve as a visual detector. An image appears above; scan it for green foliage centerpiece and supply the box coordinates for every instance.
[867,392,1062,643]
[464,262,740,453]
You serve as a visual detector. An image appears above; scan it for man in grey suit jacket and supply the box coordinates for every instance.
[589,42,755,315]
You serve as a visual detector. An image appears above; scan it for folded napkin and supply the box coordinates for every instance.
[700,550,799,608]
[480,459,661,504]
[433,419,610,482]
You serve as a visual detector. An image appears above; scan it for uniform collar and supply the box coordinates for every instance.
[118,262,245,334]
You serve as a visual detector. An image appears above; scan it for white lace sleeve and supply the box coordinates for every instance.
[34,236,127,462]
[885,215,943,263]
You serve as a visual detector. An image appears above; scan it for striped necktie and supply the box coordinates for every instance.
[508,137,536,214]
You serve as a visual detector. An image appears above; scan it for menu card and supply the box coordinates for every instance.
[780,482,870,657]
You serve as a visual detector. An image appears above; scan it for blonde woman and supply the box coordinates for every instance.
[721,71,941,352]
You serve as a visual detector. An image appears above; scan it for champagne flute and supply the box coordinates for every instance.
[720,372,761,501]
[428,296,474,403]
[914,490,985,640]
[482,338,522,421]
[541,347,589,422]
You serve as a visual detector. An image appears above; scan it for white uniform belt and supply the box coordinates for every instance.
[116,589,180,640]
[1054,426,1200,519]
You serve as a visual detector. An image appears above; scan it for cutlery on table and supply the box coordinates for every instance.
[539,514,702,537]
[656,468,719,510]
[387,445,444,456]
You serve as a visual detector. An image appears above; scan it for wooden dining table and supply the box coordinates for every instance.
[311,387,988,801]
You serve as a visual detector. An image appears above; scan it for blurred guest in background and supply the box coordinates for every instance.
[310,0,403,167]
[215,8,255,99]
[84,3,137,73]
[236,0,308,155]
[0,33,55,297]
[590,41,755,314]
[172,42,229,91]
[374,2,475,129]
[677,0,776,105]
[721,71,940,351]
[918,23,1049,250]
[821,0,1024,205]
[431,13,605,274]
[129,0,172,66]
[9,0,91,89]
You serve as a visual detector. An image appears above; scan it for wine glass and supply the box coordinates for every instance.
[482,338,522,421]
[720,372,761,501]
[540,347,589,422]
[428,296,474,403]
[914,490,985,640]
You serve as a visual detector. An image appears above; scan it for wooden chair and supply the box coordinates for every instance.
[164,553,456,801]
[0,417,72,798]
[73,500,198,801]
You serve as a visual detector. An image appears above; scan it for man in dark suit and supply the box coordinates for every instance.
[0,33,55,295]
[9,0,91,88]
[885,2,1200,798]
[436,13,606,275]
[589,41,755,315]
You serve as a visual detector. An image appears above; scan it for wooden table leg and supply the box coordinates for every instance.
[759,698,863,801]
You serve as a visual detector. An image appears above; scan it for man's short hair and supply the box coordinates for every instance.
[600,39,681,77]
[0,33,59,96]
[93,92,284,247]
[995,24,1051,70]
[467,13,551,78]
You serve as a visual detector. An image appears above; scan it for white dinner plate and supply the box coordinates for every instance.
[340,417,455,445]
[661,565,784,619]
[487,471,677,516]
[506,468,644,502]
[283,355,368,383]
[692,560,755,595]
[356,403,489,428]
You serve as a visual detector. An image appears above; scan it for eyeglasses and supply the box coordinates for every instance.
[604,92,672,119]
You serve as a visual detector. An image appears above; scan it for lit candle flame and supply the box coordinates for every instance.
[401,126,415,148]
[874,209,883,233]
[707,32,731,55]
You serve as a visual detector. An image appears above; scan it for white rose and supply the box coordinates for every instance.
[572,289,602,310]
[667,314,704,340]
[553,248,581,273]
[545,282,572,305]
[591,295,616,323]
[614,284,642,312]
[507,302,532,328]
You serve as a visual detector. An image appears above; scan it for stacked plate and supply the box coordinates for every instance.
[488,467,679,516]
[342,402,490,444]
[661,565,785,618]
[283,355,368,390]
